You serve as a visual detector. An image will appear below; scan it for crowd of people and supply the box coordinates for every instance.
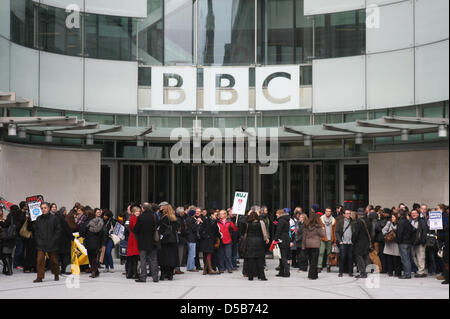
[0,200,448,285]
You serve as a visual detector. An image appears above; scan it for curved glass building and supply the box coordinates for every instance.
[0,0,448,213]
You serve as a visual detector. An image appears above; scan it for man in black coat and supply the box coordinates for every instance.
[352,209,371,279]
[133,202,159,283]
[396,210,414,279]
[33,202,62,283]
[274,210,291,278]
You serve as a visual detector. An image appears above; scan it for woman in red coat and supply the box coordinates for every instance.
[126,206,141,279]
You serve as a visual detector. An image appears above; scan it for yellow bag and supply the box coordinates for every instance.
[70,233,89,274]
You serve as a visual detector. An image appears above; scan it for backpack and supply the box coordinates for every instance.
[3,216,18,241]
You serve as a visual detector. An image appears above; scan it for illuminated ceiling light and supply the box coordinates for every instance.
[45,131,53,143]
[401,129,409,141]
[304,135,312,146]
[86,134,94,145]
[355,133,363,145]
[8,124,17,136]
[438,125,448,138]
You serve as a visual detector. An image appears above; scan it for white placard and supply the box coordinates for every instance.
[151,66,197,111]
[232,192,249,216]
[256,65,300,110]
[203,67,249,112]
[28,201,42,222]
[429,211,443,230]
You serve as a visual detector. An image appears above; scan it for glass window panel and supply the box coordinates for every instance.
[216,117,246,128]
[38,5,82,56]
[300,65,312,86]
[164,0,193,65]
[198,0,255,66]
[295,0,313,64]
[138,67,152,86]
[36,109,62,117]
[10,0,35,48]
[391,107,416,117]
[323,161,339,210]
[375,136,393,144]
[138,0,163,65]
[393,134,422,143]
[65,112,82,120]
[314,10,365,59]
[290,164,309,209]
[262,116,278,127]
[175,165,198,207]
[8,108,31,117]
[422,103,444,118]
[258,0,294,65]
[327,113,343,124]
[122,165,142,207]
[344,111,367,123]
[423,132,440,140]
[117,142,146,159]
[62,138,83,145]
[85,14,136,61]
[116,115,131,126]
[344,138,373,157]
[84,113,115,125]
[261,166,281,212]
[149,116,180,127]
[280,115,310,126]
[313,140,343,158]
[280,142,310,159]
[313,114,326,125]
[138,116,148,127]
[369,110,388,120]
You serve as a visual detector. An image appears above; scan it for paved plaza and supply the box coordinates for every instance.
[0,258,447,299]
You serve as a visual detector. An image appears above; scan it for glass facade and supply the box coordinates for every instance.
[198,0,254,65]
[138,0,164,65]
[10,0,35,48]
[38,5,82,56]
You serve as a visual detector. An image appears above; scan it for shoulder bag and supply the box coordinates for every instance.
[19,217,32,239]
[239,223,249,256]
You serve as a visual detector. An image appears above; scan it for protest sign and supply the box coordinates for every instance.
[232,192,249,216]
[26,195,44,221]
[429,211,443,230]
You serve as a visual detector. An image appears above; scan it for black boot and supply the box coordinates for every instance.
[4,256,13,276]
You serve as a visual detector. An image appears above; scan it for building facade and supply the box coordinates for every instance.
[0,0,449,213]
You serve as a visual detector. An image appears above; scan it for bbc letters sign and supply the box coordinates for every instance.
[147,66,301,111]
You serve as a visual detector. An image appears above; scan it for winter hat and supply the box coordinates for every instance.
[357,208,366,217]
[311,204,320,212]
[284,208,291,214]
[188,209,196,217]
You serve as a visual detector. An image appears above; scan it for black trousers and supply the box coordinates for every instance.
[247,257,266,280]
[278,247,290,277]
[306,248,319,279]
[356,254,368,275]
[126,255,139,278]
[297,248,308,271]
[385,254,402,276]
[339,244,353,274]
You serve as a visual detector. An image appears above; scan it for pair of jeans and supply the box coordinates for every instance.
[218,244,233,271]
[140,250,158,282]
[318,241,332,268]
[187,242,197,270]
[338,244,353,274]
[306,248,319,279]
[13,238,24,268]
[231,241,239,268]
[104,239,114,270]
[399,244,413,277]
[426,246,437,274]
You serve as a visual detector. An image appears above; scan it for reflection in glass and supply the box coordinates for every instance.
[10,0,35,48]
[122,165,142,208]
[314,10,365,59]
[290,164,309,210]
[85,14,136,61]
[295,0,313,64]
[39,5,82,56]
[205,165,224,209]
[164,0,194,65]
[138,0,163,65]
[198,0,255,65]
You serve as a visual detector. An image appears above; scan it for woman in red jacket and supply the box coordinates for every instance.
[217,210,238,273]
[126,206,141,279]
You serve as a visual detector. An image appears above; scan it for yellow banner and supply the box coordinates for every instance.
[70,233,89,274]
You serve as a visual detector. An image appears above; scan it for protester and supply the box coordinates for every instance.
[352,208,371,279]
[133,203,159,283]
[186,208,201,272]
[33,202,61,282]
[0,205,24,275]
[397,209,415,279]
[302,213,326,280]
[411,209,428,278]
[244,211,269,281]
[175,207,187,275]
[295,213,308,272]
[101,209,117,273]
[335,209,354,277]
[318,208,336,273]
[126,206,141,279]
[56,207,74,275]
[80,207,104,278]
[158,205,179,281]
[217,210,237,274]
[274,209,291,278]
[198,210,220,275]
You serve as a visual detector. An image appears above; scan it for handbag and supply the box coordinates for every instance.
[3,216,17,241]
[110,234,121,245]
[385,230,396,242]
[273,243,281,259]
[19,218,32,239]
[239,224,249,256]
[331,244,339,254]
[328,252,338,266]
[425,233,438,248]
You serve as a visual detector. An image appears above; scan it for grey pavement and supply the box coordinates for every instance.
[0,258,448,299]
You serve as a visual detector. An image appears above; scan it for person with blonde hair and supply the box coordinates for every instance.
[158,205,179,280]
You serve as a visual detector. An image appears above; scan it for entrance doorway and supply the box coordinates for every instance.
[343,164,369,211]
